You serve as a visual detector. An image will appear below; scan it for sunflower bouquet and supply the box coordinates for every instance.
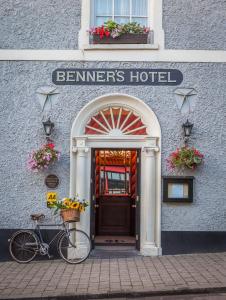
[50,196,89,222]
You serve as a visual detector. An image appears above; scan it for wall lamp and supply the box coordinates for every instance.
[43,117,54,140]
[182,119,193,143]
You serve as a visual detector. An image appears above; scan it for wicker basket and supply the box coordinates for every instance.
[60,209,80,222]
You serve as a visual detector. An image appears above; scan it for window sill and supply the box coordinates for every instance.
[83,43,159,51]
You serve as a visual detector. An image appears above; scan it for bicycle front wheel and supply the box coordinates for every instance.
[58,229,91,264]
[9,230,38,263]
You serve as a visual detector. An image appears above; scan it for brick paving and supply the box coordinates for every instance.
[0,252,226,299]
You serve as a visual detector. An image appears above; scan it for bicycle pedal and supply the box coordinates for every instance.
[48,254,54,259]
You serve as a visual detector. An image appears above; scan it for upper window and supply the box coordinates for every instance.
[93,0,148,26]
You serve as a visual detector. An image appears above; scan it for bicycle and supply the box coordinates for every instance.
[8,213,91,264]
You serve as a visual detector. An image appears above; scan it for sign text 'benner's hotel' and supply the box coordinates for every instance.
[52,69,183,86]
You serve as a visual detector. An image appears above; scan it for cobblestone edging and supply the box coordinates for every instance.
[0,252,226,299]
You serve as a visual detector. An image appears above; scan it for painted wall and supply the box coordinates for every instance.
[163,0,226,50]
[0,0,225,50]
[0,0,81,49]
[0,61,225,231]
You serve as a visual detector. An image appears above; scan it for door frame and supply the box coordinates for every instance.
[90,148,141,250]
[70,93,162,256]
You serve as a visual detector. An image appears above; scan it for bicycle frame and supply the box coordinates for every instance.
[34,220,73,248]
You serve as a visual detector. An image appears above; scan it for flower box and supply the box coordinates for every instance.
[92,33,149,44]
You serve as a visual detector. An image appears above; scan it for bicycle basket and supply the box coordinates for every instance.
[60,209,80,222]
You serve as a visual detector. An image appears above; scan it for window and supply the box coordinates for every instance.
[92,0,148,26]
[79,0,163,49]
[96,150,133,196]
[100,166,131,195]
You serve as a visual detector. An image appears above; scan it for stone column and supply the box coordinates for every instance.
[141,147,158,256]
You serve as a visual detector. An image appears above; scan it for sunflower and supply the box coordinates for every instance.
[79,204,85,212]
[63,199,71,208]
[70,202,80,210]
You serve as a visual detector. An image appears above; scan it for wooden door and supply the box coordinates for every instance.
[97,196,132,235]
[91,149,140,247]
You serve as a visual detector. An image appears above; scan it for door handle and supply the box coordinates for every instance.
[94,204,99,208]
[132,205,136,208]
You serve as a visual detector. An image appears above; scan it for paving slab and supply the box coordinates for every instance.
[0,252,226,299]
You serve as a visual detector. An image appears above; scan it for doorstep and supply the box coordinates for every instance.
[90,245,140,259]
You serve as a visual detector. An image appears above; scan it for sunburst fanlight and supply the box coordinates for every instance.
[85,107,147,135]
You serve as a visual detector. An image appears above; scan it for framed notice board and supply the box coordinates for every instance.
[163,176,194,203]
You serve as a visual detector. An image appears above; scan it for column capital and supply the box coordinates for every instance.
[72,146,89,156]
[143,146,159,156]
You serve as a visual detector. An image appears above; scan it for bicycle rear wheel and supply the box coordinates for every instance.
[9,230,38,263]
[58,229,91,264]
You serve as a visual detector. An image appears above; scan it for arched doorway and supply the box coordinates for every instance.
[70,94,162,256]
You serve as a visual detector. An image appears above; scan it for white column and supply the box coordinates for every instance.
[74,147,89,234]
[141,147,159,256]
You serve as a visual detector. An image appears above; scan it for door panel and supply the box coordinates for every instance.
[97,196,131,235]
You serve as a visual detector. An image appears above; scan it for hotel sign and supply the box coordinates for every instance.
[52,69,183,86]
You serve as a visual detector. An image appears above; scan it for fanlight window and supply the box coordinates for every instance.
[85,107,147,135]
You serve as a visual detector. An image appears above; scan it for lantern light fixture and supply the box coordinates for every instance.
[43,117,54,139]
[182,119,193,143]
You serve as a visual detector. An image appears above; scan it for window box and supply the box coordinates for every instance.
[163,176,194,203]
[92,33,149,45]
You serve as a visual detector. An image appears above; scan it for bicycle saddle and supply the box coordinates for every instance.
[30,213,45,221]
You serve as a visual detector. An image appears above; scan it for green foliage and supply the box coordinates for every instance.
[167,146,204,171]
[104,20,118,31]
[121,22,147,34]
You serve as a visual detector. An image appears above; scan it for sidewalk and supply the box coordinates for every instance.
[0,252,226,299]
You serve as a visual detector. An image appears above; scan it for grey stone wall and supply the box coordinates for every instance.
[0,0,81,49]
[0,0,225,50]
[0,61,226,231]
[163,0,226,50]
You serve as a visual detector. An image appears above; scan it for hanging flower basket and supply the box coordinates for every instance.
[167,146,204,171]
[89,20,150,45]
[27,143,60,172]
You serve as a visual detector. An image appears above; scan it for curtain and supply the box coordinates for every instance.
[132,0,148,26]
[115,0,130,15]
[132,0,147,16]
[95,0,112,15]
[95,0,148,26]
[95,0,112,26]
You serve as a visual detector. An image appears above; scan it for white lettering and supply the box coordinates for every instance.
[56,71,66,82]
[76,71,86,82]
[96,71,106,82]
[158,72,167,83]
[168,72,177,82]
[106,71,116,82]
[148,72,158,82]
[140,72,148,82]
[116,71,125,82]
[130,71,139,82]
[86,71,96,82]
[66,71,75,82]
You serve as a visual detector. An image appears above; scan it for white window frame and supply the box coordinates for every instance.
[91,0,149,27]
[79,0,164,50]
